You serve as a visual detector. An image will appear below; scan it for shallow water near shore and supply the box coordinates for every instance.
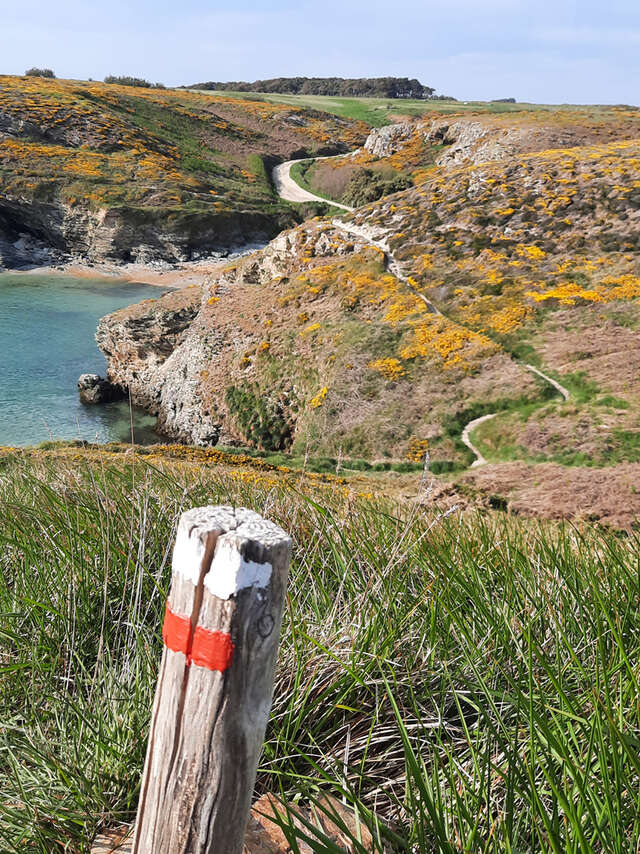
[0,272,164,446]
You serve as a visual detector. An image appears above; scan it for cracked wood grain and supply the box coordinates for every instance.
[132,506,291,854]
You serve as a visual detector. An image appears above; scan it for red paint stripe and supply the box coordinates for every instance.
[162,602,190,656]
[162,603,234,672]
[191,625,235,671]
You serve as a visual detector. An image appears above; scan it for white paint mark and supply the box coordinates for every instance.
[172,523,206,585]
[204,534,272,600]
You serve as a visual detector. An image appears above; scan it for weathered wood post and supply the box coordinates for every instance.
[132,505,292,854]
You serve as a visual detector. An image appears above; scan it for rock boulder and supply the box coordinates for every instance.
[77,373,125,404]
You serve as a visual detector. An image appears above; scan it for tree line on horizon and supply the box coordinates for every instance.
[19,70,460,101]
[186,76,442,99]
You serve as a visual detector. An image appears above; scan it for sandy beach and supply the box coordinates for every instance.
[9,245,266,289]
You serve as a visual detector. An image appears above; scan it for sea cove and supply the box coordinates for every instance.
[0,272,162,446]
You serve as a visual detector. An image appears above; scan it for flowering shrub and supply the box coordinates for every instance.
[368,358,405,380]
[406,437,429,462]
[401,316,498,369]
[0,74,367,215]
[310,387,329,407]
[300,322,321,336]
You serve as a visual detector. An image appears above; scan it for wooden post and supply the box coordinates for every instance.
[132,506,292,854]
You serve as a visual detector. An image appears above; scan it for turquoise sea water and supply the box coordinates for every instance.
[0,272,164,447]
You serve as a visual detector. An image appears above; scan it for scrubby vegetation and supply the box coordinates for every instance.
[291,158,412,206]
[297,109,640,466]
[0,74,368,260]
[1,446,639,852]
[225,383,294,450]
[341,167,412,205]
[99,103,640,485]
[25,67,55,79]
[297,134,446,204]
[104,75,165,89]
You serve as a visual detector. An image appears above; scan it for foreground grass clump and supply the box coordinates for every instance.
[0,449,639,852]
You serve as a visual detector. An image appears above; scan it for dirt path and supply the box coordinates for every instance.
[461,413,498,467]
[462,366,570,467]
[272,152,439,315]
[329,224,572,468]
[525,364,570,400]
[276,160,571,469]
[272,159,354,211]
[330,218,442,315]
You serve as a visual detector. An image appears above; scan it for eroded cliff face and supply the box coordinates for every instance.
[0,197,289,270]
[96,286,213,442]
[362,114,636,169]
[0,75,369,270]
[362,117,532,165]
[96,228,304,445]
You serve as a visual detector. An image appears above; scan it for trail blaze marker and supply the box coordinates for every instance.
[162,603,235,671]
[132,505,292,854]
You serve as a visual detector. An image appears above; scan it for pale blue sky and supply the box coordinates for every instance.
[1,0,638,104]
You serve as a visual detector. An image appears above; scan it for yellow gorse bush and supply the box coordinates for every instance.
[368,358,406,380]
[401,316,498,369]
[310,387,329,408]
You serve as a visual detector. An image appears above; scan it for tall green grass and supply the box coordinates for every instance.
[0,451,639,851]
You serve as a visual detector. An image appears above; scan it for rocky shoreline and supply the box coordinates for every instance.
[1,241,268,289]
[77,373,125,404]
[91,226,309,447]
[0,196,284,276]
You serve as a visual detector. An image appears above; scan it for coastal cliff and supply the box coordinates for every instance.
[96,221,539,462]
[96,285,217,443]
[0,196,290,268]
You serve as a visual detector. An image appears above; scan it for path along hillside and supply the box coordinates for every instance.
[96,105,640,525]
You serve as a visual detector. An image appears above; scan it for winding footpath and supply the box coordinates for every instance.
[272,159,354,211]
[274,156,570,468]
[461,414,498,468]
[330,218,442,315]
[461,365,570,467]
[273,155,440,314]
[525,363,570,400]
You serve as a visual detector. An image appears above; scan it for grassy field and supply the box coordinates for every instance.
[1,445,639,852]
[193,90,575,127]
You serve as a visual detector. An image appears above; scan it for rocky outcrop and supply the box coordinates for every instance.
[96,286,223,444]
[95,228,302,446]
[363,117,611,173]
[0,110,45,141]
[363,122,413,158]
[362,118,533,168]
[77,374,125,404]
[426,120,534,167]
[0,195,289,270]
